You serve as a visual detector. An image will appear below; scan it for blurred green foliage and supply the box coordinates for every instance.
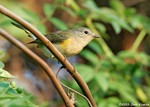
[0,56,47,107]
[1,0,150,107]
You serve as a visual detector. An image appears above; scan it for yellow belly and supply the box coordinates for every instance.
[55,38,83,57]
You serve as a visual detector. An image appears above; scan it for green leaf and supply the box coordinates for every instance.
[36,23,46,34]
[75,64,94,82]
[118,50,134,58]
[95,72,109,92]
[60,6,76,17]
[7,88,18,95]
[0,68,16,79]
[99,60,113,71]
[111,21,121,34]
[0,82,9,88]
[110,0,125,17]
[118,18,133,33]
[83,0,99,11]
[92,8,133,33]
[88,41,102,54]
[0,20,11,27]
[49,17,68,30]
[95,8,117,22]
[43,4,55,17]
[66,0,80,12]
[119,89,138,103]
[136,87,147,103]
[125,8,136,17]
[134,52,150,66]
[118,51,150,66]
[94,23,106,34]
[129,14,150,32]
[110,82,138,103]
[80,49,99,65]
[0,61,4,68]
[23,8,40,22]
[98,97,120,107]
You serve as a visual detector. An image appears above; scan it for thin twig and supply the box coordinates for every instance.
[0,28,74,107]
[0,5,96,107]
[56,67,93,107]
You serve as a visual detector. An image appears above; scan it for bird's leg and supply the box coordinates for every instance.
[63,56,77,76]
[57,55,77,77]
[56,66,64,78]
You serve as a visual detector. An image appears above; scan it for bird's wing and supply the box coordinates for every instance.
[45,31,70,43]
[11,22,70,43]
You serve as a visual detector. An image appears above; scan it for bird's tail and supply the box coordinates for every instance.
[11,22,37,40]
[11,22,27,30]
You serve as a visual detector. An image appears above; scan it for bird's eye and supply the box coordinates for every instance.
[84,31,88,34]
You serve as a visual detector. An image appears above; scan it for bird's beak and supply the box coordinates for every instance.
[93,34,101,38]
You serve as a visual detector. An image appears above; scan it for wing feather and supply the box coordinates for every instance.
[45,31,70,43]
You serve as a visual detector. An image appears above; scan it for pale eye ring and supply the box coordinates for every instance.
[84,31,88,34]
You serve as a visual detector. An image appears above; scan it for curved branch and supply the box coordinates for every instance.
[0,5,96,107]
[0,29,74,107]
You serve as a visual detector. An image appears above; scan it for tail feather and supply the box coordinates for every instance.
[11,22,36,40]
[28,41,36,44]
[11,22,27,30]
[28,39,41,44]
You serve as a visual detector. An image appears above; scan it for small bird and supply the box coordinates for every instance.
[12,22,100,58]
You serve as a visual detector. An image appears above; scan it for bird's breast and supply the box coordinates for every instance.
[55,37,83,57]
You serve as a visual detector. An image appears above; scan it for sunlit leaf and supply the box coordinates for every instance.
[66,0,80,12]
[136,87,147,102]
[0,68,16,79]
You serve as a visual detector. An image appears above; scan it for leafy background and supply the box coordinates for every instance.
[0,0,150,107]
